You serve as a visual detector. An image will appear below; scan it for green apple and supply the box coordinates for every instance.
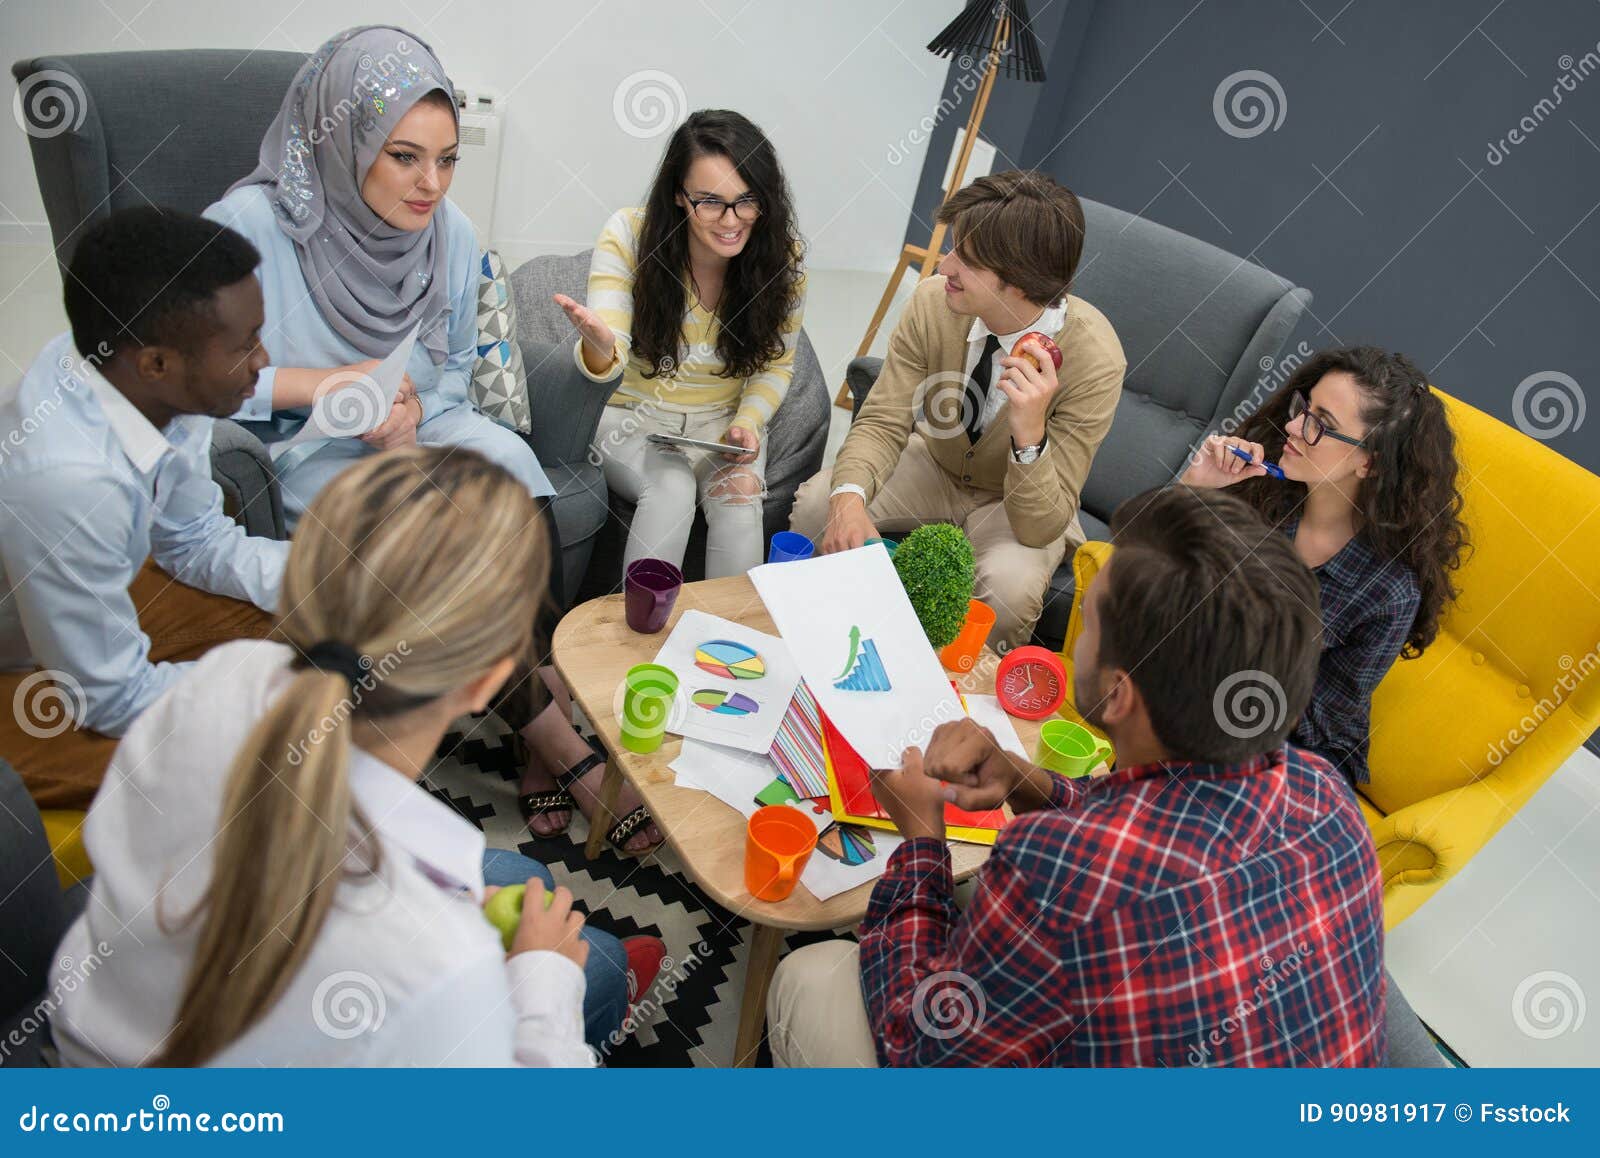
[483,883,554,951]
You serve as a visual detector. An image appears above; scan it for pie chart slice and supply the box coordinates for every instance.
[693,639,765,681]
[692,689,760,717]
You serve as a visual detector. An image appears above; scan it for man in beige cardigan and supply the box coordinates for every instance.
[791,171,1126,649]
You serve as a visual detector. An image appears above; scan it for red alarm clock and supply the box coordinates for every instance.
[995,645,1068,720]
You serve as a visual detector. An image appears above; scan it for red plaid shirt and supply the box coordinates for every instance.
[858,746,1385,1067]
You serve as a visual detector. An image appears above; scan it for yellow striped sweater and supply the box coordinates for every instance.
[574,207,807,436]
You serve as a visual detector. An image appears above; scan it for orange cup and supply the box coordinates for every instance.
[938,598,997,672]
[744,805,818,902]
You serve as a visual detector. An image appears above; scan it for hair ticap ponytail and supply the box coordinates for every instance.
[152,447,548,1065]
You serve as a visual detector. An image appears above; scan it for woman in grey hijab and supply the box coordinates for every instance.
[205,24,552,525]
[207,26,660,857]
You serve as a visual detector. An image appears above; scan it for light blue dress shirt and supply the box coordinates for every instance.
[204,186,552,523]
[0,334,289,735]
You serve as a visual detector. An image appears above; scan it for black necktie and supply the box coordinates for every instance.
[966,333,1002,443]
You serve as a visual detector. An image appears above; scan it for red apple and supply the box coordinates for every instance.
[1013,331,1063,373]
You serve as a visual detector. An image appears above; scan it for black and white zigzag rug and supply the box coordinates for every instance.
[422,715,844,1067]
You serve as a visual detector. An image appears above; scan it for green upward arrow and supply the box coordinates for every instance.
[835,624,862,681]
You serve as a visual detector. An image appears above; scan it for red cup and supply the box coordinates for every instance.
[744,805,818,902]
[624,558,683,633]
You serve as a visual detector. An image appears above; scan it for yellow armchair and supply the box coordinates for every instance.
[1054,390,1600,929]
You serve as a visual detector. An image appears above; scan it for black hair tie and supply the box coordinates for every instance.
[301,640,369,688]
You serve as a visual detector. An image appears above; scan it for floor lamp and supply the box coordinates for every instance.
[839,0,1046,407]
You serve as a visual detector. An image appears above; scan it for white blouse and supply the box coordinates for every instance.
[51,639,594,1067]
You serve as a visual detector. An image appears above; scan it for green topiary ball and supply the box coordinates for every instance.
[892,523,976,650]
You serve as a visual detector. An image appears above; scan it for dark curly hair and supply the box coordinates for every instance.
[1233,347,1469,659]
[630,109,803,382]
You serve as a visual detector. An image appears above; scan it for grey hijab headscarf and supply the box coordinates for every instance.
[231,26,456,364]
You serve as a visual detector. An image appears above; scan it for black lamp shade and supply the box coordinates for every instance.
[927,0,1046,83]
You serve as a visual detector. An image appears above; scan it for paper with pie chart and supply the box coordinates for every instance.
[750,546,963,771]
[651,609,799,753]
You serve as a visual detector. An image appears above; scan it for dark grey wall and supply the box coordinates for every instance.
[903,0,1599,475]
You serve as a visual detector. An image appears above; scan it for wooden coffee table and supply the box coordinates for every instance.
[551,574,1045,1066]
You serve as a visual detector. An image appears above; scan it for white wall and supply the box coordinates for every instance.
[0,0,958,271]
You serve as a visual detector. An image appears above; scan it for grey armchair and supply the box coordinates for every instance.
[509,250,830,602]
[13,49,308,540]
[0,758,88,1067]
[847,195,1312,650]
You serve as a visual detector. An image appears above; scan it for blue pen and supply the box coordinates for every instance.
[1229,446,1286,480]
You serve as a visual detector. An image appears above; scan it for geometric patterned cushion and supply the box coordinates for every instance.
[471,249,532,434]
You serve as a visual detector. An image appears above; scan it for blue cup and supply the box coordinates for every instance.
[767,531,816,564]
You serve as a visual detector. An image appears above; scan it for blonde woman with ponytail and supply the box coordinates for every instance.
[50,447,661,1066]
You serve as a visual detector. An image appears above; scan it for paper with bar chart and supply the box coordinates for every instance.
[750,546,962,771]
[651,609,799,752]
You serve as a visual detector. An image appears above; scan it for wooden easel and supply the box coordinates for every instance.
[836,9,1012,408]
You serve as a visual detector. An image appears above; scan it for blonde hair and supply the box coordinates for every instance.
[154,447,548,1066]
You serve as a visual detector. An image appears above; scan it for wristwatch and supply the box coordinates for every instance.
[1010,433,1048,464]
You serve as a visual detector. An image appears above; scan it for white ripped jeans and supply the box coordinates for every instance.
[591,403,768,578]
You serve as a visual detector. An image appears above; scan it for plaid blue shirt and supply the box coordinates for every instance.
[1282,516,1420,785]
[858,746,1386,1067]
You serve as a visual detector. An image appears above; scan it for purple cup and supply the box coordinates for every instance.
[624,558,684,633]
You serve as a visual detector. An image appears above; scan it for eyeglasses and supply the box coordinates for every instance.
[681,188,762,223]
[1288,390,1366,448]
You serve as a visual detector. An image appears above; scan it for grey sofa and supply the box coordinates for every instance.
[509,250,831,602]
[13,49,825,608]
[847,196,1312,650]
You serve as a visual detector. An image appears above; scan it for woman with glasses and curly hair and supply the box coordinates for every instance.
[524,110,805,851]
[555,108,806,582]
[1180,346,1469,786]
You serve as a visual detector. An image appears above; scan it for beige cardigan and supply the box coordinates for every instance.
[831,276,1126,548]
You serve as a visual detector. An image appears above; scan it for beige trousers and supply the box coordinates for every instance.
[790,435,1078,649]
[767,940,879,1068]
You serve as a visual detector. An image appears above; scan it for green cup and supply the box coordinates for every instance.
[1035,719,1113,778]
[620,663,679,754]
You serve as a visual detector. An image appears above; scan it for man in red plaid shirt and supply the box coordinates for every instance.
[768,486,1385,1066]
